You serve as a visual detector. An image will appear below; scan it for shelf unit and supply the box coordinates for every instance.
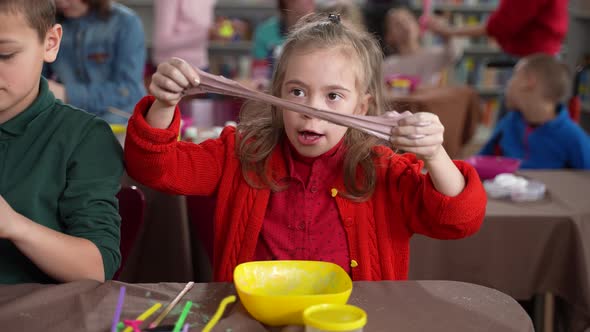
[412,3,497,14]
[208,41,252,56]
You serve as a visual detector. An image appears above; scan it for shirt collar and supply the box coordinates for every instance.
[0,77,55,136]
[524,104,569,131]
[282,137,346,179]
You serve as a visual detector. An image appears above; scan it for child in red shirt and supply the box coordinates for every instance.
[125,13,486,282]
[426,0,568,57]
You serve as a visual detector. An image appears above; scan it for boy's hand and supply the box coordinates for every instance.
[150,57,201,107]
[389,112,445,161]
[0,195,19,239]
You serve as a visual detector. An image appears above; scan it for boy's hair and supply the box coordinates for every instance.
[237,13,386,200]
[0,0,56,41]
[521,54,571,103]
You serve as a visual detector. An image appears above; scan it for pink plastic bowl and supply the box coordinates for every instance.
[465,155,521,180]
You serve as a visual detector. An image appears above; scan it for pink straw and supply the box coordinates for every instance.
[419,0,432,33]
[111,286,126,332]
[182,323,189,332]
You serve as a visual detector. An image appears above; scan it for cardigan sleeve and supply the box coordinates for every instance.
[124,95,233,196]
[486,0,546,42]
[388,153,486,239]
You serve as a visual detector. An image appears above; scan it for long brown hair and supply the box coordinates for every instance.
[236,13,386,201]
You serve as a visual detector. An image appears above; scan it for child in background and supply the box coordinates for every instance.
[382,8,462,88]
[125,13,486,282]
[250,0,315,87]
[44,0,146,124]
[480,54,590,169]
[0,0,123,284]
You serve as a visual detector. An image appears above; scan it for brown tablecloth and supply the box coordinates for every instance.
[0,280,532,332]
[409,170,590,328]
[387,86,481,158]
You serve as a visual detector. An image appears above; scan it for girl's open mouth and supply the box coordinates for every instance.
[298,130,324,145]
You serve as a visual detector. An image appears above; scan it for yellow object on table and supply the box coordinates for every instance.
[233,260,352,327]
[303,304,367,332]
[110,124,126,134]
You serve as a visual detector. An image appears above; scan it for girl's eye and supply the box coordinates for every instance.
[0,53,15,60]
[328,93,341,101]
[290,88,306,97]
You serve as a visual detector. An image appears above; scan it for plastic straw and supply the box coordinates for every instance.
[122,302,162,332]
[111,286,126,332]
[182,323,189,332]
[202,295,237,332]
[172,301,193,332]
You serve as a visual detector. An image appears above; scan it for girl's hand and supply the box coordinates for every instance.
[425,16,453,38]
[388,112,445,161]
[150,57,201,107]
[0,195,20,239]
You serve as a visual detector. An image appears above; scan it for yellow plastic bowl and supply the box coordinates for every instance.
[233,261,353,327]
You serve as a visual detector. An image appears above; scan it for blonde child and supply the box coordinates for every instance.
[480,54,590,169]
[383,8,462,87]
[125,13,486,282]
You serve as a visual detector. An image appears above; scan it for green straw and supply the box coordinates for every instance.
[172,301,193,332]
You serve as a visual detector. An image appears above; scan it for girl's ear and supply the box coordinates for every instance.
[355,93,372,116]
[43,24,62,63]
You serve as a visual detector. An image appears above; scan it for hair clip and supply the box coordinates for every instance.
[328,13,341,24]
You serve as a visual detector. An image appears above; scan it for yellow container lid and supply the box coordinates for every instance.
[303,304,367,331]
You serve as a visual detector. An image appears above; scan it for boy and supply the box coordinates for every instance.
[479,54,590,169]
[0,0,123,283]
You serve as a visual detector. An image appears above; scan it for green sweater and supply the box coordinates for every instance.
[0,78,123,284]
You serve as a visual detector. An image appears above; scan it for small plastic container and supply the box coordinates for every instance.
[303,304,367,332]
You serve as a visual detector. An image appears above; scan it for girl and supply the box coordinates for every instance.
[44,0,146,124]
[382,7,462,88]
[125,13,486,282]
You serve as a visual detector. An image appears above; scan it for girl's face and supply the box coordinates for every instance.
[55,0,90,18]
[385,10,420,49]
[281,47,370,158]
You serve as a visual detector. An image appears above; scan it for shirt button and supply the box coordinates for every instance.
[310,186,318,193]
[298,222,305,230]
[343,217,354,227]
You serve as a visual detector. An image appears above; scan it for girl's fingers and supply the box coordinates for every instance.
[157,62,191,89]
[169,57,201,87]
[149,84,183,104]
[151,73,185,94]
[391,122,444,137]
[397,112,440,127]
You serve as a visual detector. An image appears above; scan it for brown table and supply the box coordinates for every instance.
[409,170,590,329]
[387,86,482,158]
[0,280,532,331]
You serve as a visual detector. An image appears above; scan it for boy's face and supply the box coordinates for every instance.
[505,61,534,110]
[0,12,61,124]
